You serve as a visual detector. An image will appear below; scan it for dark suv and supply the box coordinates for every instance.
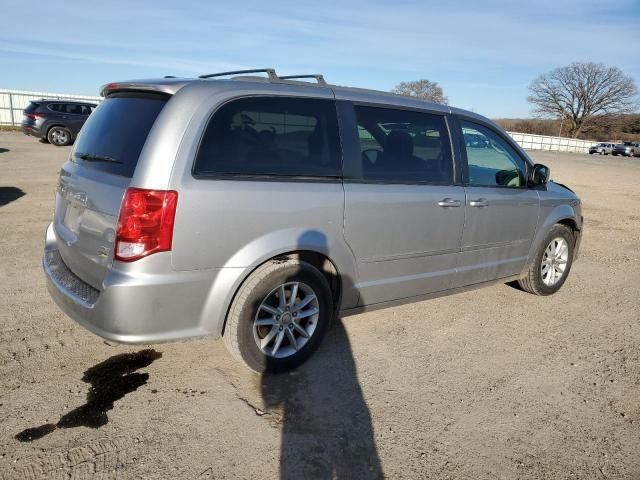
[21,99,97,146]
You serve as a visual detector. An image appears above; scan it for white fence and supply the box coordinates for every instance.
[507,131,596,154]
[0,89,101,126]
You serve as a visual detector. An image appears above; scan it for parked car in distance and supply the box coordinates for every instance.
[21,99,97,146]
[612,142,639,157]
[42,68,583,373]
[588,142,615,155]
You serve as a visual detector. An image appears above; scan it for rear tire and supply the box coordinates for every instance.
[47,126,72,146]
[223,259,333,373]
[518,224,575,296]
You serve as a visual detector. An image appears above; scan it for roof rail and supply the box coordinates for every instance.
[198,68,279,81]
[280,74,327,86]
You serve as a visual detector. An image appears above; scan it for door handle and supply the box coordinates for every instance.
[437,198,462,207]
[469,198,489,207]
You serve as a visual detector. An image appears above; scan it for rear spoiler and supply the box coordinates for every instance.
[99,80,187,97]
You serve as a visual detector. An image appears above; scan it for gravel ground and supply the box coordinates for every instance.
[0,132,639,479]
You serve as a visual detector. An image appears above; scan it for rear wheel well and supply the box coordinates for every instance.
[221,251,341,336]
[276,251,341,310]
[46,124,68,134]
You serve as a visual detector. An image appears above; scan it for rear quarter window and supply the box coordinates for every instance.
[193,96,342,178]
[24,102,40,113]
[71,93,168,177]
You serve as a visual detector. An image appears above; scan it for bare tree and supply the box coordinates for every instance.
[528,62,638,137]
[391,79,448,104]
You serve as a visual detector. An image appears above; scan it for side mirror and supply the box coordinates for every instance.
[530,163,550,186]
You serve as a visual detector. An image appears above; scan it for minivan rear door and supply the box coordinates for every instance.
[54,93,168,289]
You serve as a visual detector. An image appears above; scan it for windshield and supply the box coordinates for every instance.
[71,93,168,177]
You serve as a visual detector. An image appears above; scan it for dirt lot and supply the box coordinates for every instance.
[0,131,639,479]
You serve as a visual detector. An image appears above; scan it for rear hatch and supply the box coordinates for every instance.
[54,92,169,289]
[22,101,41,124]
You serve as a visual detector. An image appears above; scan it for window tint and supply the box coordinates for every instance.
[71,93,168,177]
[194,97,341,178]
[49,103,89,114]
[461,121,527,188]
[24,102,39,113]
[354,106,453,184]
[65,104,84,115]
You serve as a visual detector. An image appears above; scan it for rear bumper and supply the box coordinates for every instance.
[21,122,44,138]
[43,223,219,344]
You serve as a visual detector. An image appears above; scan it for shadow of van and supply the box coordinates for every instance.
[261,321,383,479]
[259,230,383,479]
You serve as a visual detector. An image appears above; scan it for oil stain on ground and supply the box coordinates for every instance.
[15,349,161,442]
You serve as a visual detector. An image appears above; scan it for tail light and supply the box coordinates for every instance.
[115,188,178,262]
[25,112,45,120]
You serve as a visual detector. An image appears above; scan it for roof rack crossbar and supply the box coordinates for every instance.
[279,74,327,86]
[198,68,279,81]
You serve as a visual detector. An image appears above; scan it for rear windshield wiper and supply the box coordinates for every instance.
[75,152,123,164]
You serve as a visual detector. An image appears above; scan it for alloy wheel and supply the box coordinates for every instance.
[253,281,320,358]
[50,128,69,145]
[541,237,569,286]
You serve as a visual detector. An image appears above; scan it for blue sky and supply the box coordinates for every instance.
[1,0,638,117]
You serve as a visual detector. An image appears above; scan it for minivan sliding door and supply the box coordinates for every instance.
[339,102,465,306]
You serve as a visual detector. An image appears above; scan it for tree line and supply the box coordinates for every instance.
[391,62,638,141]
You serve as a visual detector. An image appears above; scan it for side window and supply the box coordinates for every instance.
[461,121,527,188]
[79,105,93,115]
[65,104,83,115]
[353,105,453,184]
[194,97,341,178]
[47,104,61,113]
[357,126,382,156]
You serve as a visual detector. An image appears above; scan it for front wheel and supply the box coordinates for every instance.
[518,224,575,295]
[223,259,333,373]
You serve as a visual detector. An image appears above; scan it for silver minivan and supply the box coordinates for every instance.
[43,69,582,372]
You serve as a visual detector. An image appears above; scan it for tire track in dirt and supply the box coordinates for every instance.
[1,435,150,480]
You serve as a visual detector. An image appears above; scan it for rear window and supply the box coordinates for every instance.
[71,93,168,177]
[193,96,341,178]
[24,102,40,113]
